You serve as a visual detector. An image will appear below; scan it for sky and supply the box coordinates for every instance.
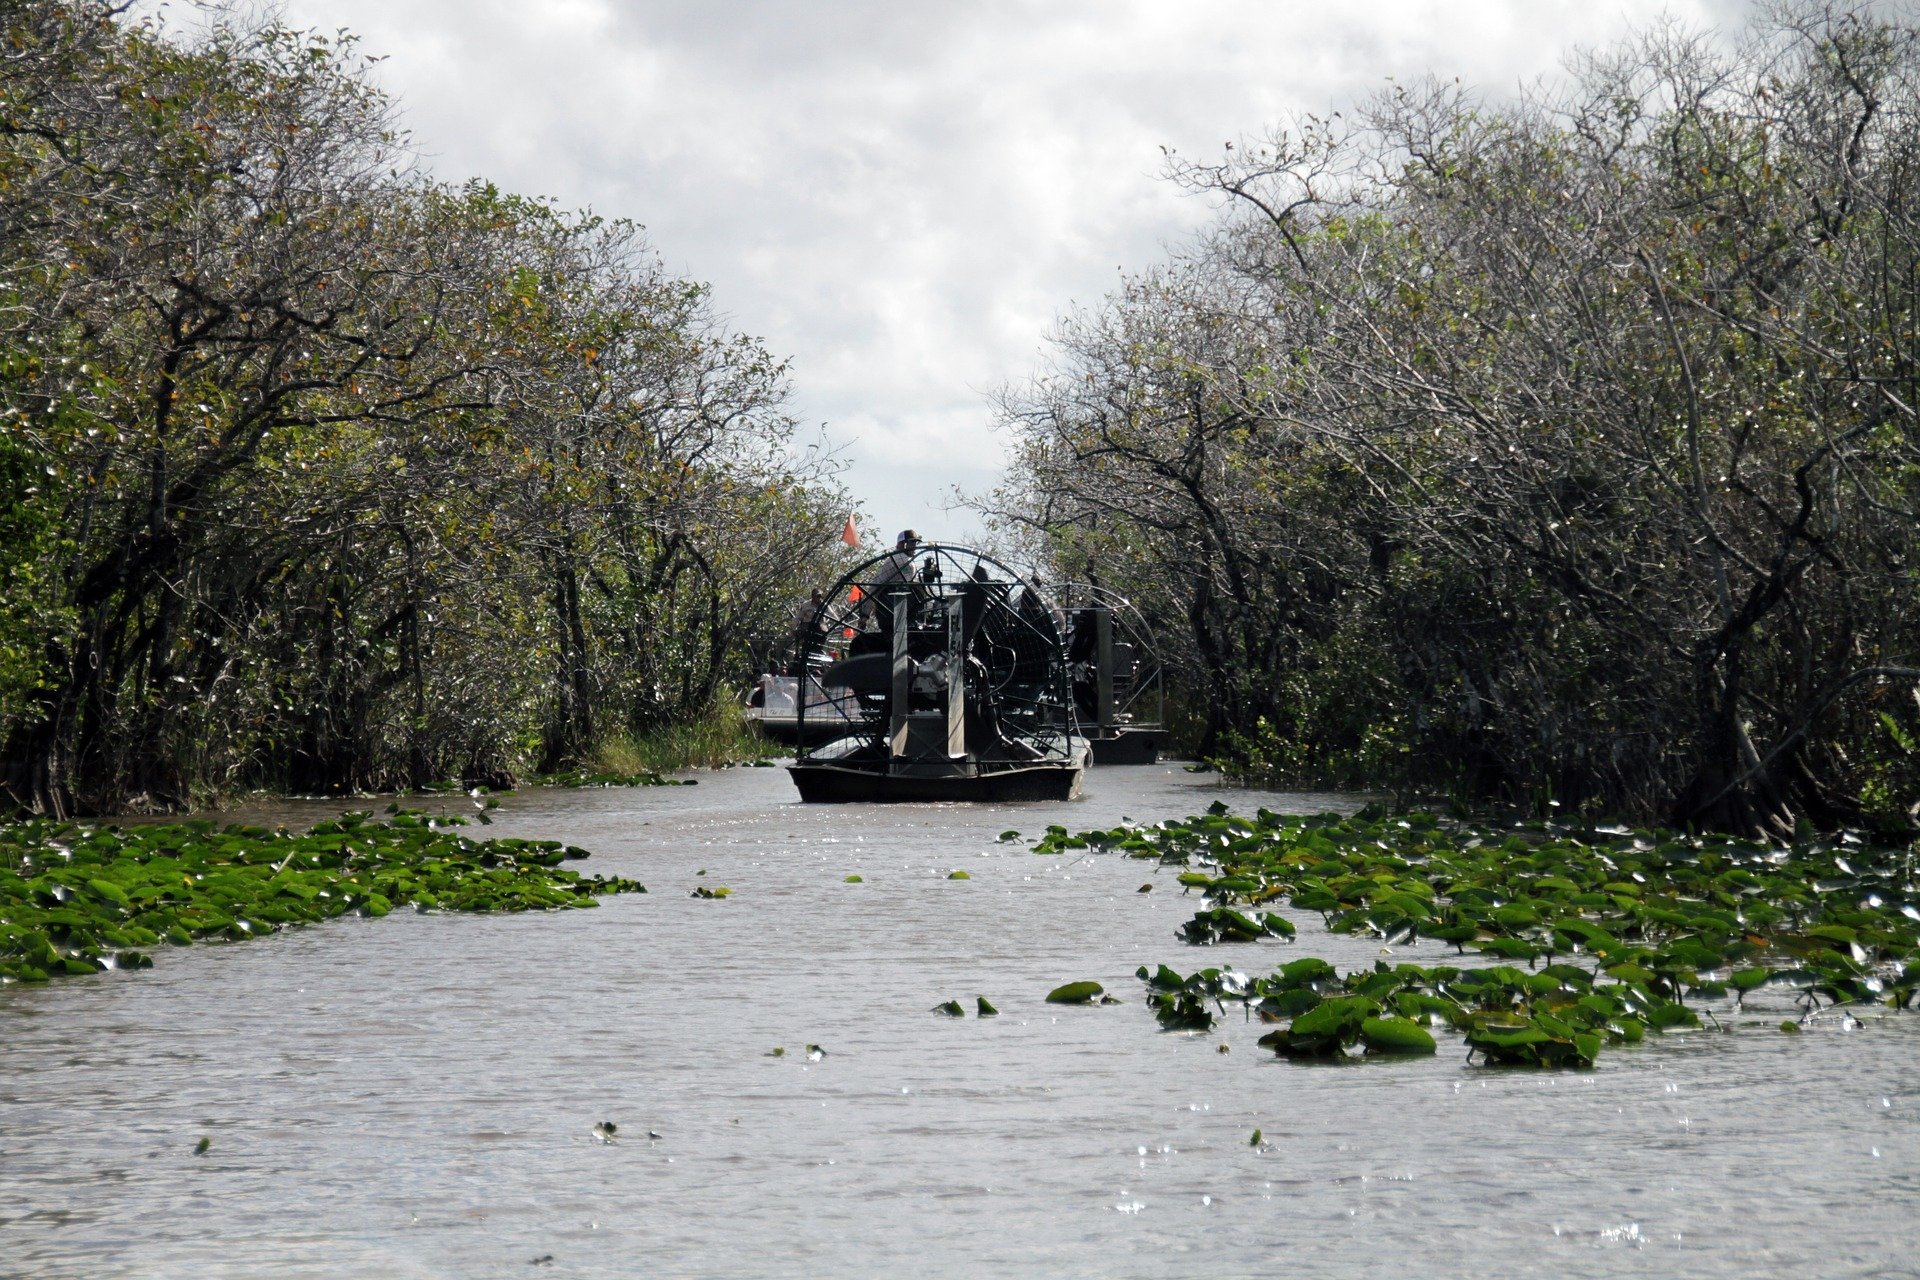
[248,0,1744,548]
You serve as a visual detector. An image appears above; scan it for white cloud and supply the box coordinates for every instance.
[265,0,1739,539]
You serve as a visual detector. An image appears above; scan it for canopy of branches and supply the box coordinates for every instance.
[1,2,850,815]
[991,0,1920,837]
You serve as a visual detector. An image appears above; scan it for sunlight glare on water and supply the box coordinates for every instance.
[2,764,1918,1277]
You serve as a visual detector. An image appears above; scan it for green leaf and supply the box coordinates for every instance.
[1359,1016,1437,1055]
[1289,995,1378,1038]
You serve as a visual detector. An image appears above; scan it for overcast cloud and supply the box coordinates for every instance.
[259,0,1746,543]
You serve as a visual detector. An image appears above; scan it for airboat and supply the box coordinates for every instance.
[1058,583,1167,765]
[786,543,1088,802]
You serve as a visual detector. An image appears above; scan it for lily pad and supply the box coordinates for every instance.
[1360,1016,1438,1055]
[0,811,645,985]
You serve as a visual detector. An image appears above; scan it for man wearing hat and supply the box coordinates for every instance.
[861,529,922,624]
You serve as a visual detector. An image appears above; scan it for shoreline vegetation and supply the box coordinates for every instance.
[990,0,1920,839]
[31,696,782,814]
[1019,803,1920,1067]
[336,693,783,796]
[0,808,644,986]
[0,2,852,821]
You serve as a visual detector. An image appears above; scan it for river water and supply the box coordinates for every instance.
[3,763,1917,1278]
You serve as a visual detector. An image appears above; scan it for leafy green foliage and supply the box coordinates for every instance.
[0,434,70,733]
[0,3,849,816]
[0,809,643,984]
[1055,804,1920,1066]
[1177,906,1296,945]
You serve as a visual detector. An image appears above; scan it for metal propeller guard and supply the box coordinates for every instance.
[786,542,1087,802]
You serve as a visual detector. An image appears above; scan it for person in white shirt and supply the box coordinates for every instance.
[861,529,921,623]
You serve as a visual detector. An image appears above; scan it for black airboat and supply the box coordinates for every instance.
[785,544,1089,802]
[1057,583,1167,765]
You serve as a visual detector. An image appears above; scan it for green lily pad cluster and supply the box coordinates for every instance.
[0,809,645,985]
[1177,905,1296,945]
[1036,804,1920,1067]
[1140,957,1690,1066]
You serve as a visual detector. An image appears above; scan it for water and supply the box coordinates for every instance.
[3,765,1917,1278]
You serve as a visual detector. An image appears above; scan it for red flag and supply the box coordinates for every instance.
[840,514,860,548]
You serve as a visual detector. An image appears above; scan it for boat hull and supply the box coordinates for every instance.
[1088,728,1165,765]
[788,761,1084,803]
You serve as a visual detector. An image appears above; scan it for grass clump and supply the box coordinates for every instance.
[568,690,784,782]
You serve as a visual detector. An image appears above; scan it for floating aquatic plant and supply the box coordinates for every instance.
[1034,803,1920,1066]
[0,809,645,985]
[1178,906,1295,945]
